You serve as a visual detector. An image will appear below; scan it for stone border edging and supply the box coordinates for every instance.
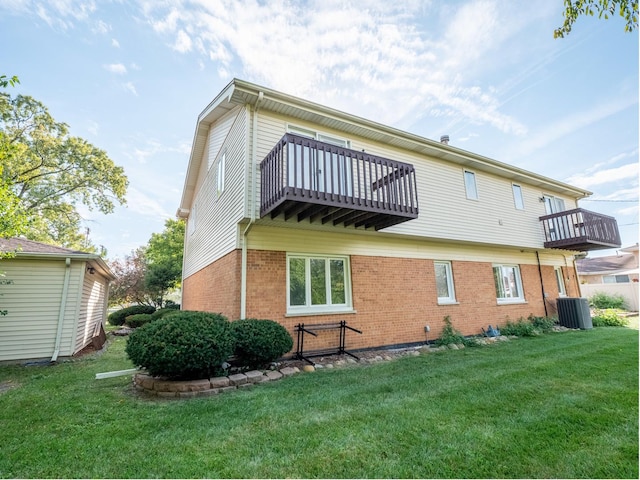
[134,366,301,398]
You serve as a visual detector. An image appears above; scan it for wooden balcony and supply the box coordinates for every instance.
[260,133,419,230]
[540,208,621,251]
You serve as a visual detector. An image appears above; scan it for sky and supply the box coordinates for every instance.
[1,0,638,260]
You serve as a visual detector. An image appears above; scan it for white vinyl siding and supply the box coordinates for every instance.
[0,259,86,362]
[493,264,525,303]
[183,106,248,278]
[434,261,456,304]
[75,272,109,354]
[287,254,352,314]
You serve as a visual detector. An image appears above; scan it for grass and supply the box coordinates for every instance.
[0,327,637,478]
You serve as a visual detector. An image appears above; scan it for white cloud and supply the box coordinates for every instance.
[126,187,172,218]
[104,63,127,74]
[173,29,192,52]
[565,163,639,189]
[123,81,138,96]
[93,19,110,34]
[87,120,99,136]
[111,38,120,48]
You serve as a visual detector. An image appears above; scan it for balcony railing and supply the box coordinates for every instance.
[260,133,419,230]
[540,208,621,251]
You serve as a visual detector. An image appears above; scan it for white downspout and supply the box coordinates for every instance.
[51,257,72,362]
[241,90,263,319]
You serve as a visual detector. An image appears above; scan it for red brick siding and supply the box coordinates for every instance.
[182,250,241,319]
[182,249,577,353]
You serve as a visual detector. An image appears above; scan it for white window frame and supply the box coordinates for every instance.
[555,267,566,296]
[512,184,525,210]
[435,261,456,304]
[493,264,525,304]
[542,194,565,214]
[216,152,226,197]
[464,169,478,200]
[286,253,352,314]
[603,274,630,284]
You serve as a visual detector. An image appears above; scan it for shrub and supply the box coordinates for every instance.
[150,308,182,321]
[125,313,154,328]
[592,309,628,327]
[435,316,465,346]
[500,318,538,337]
[125,311,234,379]
[529,315,557,333]
[108,305,156,326]
[589,292,627,310]
[231,319,294,368]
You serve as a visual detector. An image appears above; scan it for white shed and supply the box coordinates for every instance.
[0,237,115,363]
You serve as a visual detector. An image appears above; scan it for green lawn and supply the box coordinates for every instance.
[0,327,637,479]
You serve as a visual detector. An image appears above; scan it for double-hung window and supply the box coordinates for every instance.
[493,264,525,303]
[435,261,456,304]
[287,254,352,313]
[464,170,478,200]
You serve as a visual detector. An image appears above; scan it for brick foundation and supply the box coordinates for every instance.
[183,249,575,353]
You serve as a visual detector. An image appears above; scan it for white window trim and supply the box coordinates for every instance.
[464,169,478,200]
[435,261,457,304]
[512,184,525,210]
[286,253,353,315]
[216,152,226,198]
[555,267,567,296]
[493,264,526,304]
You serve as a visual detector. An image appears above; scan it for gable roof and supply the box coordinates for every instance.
[178,78,593,215]
[1,237,115,280]
[576,252,639,275]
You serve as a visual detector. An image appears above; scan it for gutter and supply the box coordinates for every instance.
[535,251,549,317]
[51,257,72,362]
[240,91,264,319]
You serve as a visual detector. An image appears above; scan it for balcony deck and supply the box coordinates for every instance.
[260,133,419,230]
[540,208,621,251]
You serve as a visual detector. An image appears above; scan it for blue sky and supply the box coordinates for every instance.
[1,0,638,259]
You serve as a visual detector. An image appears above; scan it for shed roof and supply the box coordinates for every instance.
[576,252,638,275]
[1,237,115,280]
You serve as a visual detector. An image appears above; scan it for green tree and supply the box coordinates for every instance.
[0,93,128,250]
[145,219,185,306]
[555,0,638,37]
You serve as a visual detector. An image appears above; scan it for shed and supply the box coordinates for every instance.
[0,237,115,363]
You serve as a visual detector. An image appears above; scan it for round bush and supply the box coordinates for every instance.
[231,319,294,368]
[125,311,234,379]
[108,305,156,326]
[125,313,154,328]
[150,308,182,321]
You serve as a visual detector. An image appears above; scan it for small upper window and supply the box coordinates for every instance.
[512,184,524,210]
[216,153,225,197]
[464,170,478,200]
[188,202,197,235]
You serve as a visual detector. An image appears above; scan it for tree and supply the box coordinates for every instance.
[0,93,128,250]
[555,0,639,37]
[108,219,185,308]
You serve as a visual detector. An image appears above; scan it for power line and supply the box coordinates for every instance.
[581,199,638,202]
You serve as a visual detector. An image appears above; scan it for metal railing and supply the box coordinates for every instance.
[540,208,621,250]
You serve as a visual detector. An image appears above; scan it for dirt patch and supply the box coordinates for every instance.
[0,380,18,394]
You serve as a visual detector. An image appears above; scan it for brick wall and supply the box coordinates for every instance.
[183,249,577,354]
[182,250,241,319]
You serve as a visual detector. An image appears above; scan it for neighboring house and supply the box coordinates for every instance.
[177,78,621,352]
[577,244,639,311]
[0,237,115,363]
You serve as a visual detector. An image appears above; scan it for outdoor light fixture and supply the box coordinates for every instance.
[87,266,96,274]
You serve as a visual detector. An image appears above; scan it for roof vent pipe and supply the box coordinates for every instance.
[440,135,450,145]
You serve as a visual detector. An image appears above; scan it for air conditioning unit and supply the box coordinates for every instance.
[557,297,592,330]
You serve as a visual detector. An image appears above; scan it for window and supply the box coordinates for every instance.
[543,194,565,214]
[287,126,353,196]
[464,170,478,200]
[603,274,630,284]
[555,267,566,296]
[216,153,225,197]
[493,264,525,303]
[287,254,352,313]
[435,261,456,303]
[512,184,524,210]
[188,202,197,235]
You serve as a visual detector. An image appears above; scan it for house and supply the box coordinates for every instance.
[0,237,114,363]
[177,78,621,353]
[577,244,639,311]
